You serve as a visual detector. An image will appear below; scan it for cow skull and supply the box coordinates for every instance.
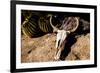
[49,15,79,60]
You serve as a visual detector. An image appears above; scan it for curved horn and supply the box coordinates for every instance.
[69,17,79,33]
[48,14,59,32]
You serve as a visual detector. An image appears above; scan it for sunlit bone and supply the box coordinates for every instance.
[49,15,79,60]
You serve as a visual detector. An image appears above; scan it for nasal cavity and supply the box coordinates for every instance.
[58,40,61,48]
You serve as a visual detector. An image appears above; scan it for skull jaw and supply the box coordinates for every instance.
[54,49,61,60]
[54,41,66,60]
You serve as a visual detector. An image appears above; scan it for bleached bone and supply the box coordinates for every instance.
[49,15,79,60]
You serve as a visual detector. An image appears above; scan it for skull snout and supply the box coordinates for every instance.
[56,30,68,49]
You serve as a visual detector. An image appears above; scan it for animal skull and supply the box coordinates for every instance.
[49,15,79,60]
[56,30,70,49]
[54,30,70,60]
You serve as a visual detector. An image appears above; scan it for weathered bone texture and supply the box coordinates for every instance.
[49,15,80,60]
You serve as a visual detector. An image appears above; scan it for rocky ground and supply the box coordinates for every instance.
[21,33,90,63]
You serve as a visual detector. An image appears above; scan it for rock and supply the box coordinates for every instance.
[66,34,90,60]
[21,33,57,62]
[21,33,90,63]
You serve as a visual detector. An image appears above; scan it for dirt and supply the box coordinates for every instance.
[21,33,90,63]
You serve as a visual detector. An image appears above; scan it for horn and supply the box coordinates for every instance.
[48,14,59,32]
[69,17,79,33]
